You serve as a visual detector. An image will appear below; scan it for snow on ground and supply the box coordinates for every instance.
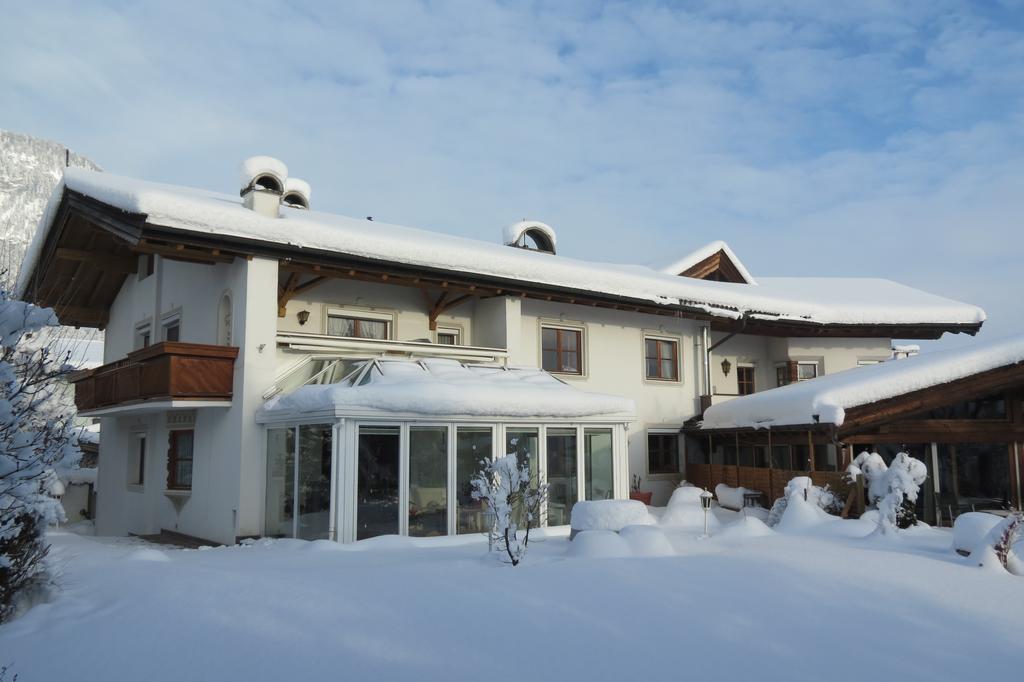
[1,511,1022,682]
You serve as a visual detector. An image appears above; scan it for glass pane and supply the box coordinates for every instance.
[175,431,194,487]
[456,427,492,534]
[562,351,579,373]
[563,330,579,351]
[264,427,295,537]
[648,433,679,474]
[791,444,810,470]
[646,358,659,378]
[409,427,448,537]
[359,319,388,340]
[506,428,540,527]
[645,338,657,360]
[542,349,558,372]
[584,429,614,501]
[771,445,792,470]
[659,340,673,360]
[164,323,180,342]
[327,316,355,337]
[357,426,400,540]
[797,363,817,380]
[297,424,332,540]
[546,428,578,526]
[661,358,676,380]
[541,327,557,351]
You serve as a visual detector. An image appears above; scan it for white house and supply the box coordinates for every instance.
[15,157,985,544]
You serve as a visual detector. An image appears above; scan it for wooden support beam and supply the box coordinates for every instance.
[53,304,108,326]
[277,272,299,317]
[55,247,137,274]
[131,242,233,265]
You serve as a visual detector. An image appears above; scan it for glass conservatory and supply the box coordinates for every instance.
[256,358,635,542]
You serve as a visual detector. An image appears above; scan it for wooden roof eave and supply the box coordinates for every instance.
[837,360,1024,438]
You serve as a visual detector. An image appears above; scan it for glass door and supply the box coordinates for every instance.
[357,425,401,540]
[296,424,332,540]
[264,427,295,537]
[456,426,493,534]
[584,428,614,500]
[409,426,448,537]
[506,427,540,526]
[546,428,578,526]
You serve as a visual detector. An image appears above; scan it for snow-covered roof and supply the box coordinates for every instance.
[658,240,757,285]
[18,168,985,330]
[700,335,1024,430]
[257,358,635,422]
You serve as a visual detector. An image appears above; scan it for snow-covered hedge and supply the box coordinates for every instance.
[714,483,760,511]
[952,512,1002,555]
[569,500,654,537]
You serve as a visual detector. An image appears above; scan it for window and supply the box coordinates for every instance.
[326,311,390,340]
[436,327,460,345]
[857,359,882,366]
[777,361,817,386]
[135,323,151,350]
[128,434,146,487]
[797,362,818,381]
[737,365,755,395]
[138,253,154,281]
[166,430,194,490]
[647,432,680,475]
[541,326,582,374]
[644,337,679,381]
[162,315,180,342]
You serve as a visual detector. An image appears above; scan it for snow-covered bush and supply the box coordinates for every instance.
[471,453,547,566]
[848,451,927,534]
[570,499,653,536]
[971,512,1024,575]
[0,288,81,621]
[766,476,839,528]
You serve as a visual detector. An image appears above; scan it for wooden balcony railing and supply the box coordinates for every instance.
[72,342,239,412]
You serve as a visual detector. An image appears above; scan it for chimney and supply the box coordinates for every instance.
[240,156,288,218]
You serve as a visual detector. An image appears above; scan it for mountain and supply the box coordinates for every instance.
[0,129,101,284]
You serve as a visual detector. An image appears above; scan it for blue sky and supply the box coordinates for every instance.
[2,1,1021,347]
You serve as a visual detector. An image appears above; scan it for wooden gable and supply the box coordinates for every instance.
[677,249,748,283]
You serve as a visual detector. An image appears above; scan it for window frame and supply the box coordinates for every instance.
[796,361,819,381]
[137,253,155,281]
[435,325,462,346]
[128,432,146,489]
[166,429,195,492]
[325,307,394,340]
[736,364,756,395]
[540,323,585,376]
[161,311,181,343]
[134,320,152,350]
[646,429,682,479]
[643,334,681,383]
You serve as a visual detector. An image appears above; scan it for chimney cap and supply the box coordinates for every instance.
[282,177,311,209]
[504,220,557,254]
[240,156,288,195]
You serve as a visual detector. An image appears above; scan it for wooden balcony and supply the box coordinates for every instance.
[72,342,239,414]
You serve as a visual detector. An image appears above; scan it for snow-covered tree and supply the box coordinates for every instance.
[766,476,840,527]
[0,287,81,621]
[471,453,547,566]
[848,451,927,534]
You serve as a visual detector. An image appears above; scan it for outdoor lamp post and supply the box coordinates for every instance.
[700,488,713,538]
